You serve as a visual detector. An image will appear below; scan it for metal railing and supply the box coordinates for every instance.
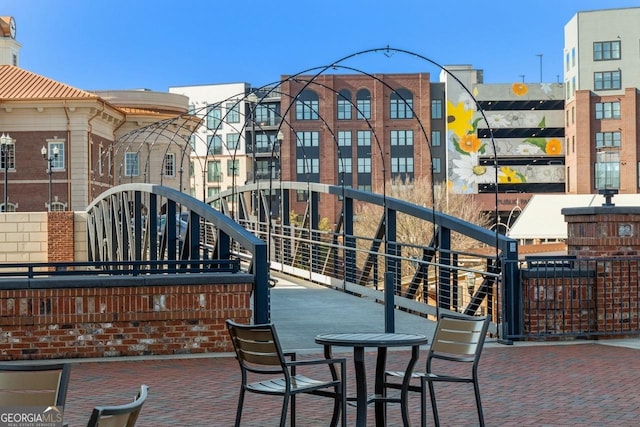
[520,256,640,339]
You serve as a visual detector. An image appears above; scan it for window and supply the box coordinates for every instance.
[431,99,443,119]
[227,159,240,176]
[226,133,240,151]
[391,157,414,173]
[50,201,65,212]
[296,190,308,202]
[338,158,352,174]
[296,131,319,147]
[565,52,570,71]
[391,130,413,146]
[357,157,371,173]
[207,160,222,182]
[390,89,413,119]
[226,103,240,123]
[595,131,621,148]
[189,134,196,150]
[207,135,222,155]
[208,186,220,198]
[571,77,576,96]
[337,89,352,120]
[595,101,621,119]
[255,134,272,152]
[207,106,221,129]
[124,152,139,177]
[594,70,621,90]
[164,153,175,178]
[295,90,319,120]
[255,160,271,179]
[338,131,352,147]
[594,41,621,61]
[47,141,64,170]
[296,158,319,174]
[433,157,441,174]
[357,131,371,146]
[595,151,619,189]
[431,130,441,147]
[358,184,372,192]
[190,161,194,176]
[0,138,15,170]
[255,104,278,125]
[97,146,104,176]
[571,47,576,66]
[356,89,371,120]
[0,202,16,212]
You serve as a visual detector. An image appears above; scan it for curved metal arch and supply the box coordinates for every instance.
[86,183,269,323]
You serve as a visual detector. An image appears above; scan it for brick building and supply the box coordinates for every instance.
[0,16,191,213]
[279,73,438,222]
[564,7,640,195]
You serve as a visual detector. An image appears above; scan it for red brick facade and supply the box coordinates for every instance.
[0,282,252,360]
[48,211,74,263]
[523,207,640,337]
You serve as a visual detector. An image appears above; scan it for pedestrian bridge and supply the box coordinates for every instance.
[86,181,519,341]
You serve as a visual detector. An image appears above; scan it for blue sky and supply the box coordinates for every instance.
[4,0,640,92]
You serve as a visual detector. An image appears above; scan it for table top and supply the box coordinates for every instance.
[315,332,428,348]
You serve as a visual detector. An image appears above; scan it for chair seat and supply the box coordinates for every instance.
[386,370,473,383]
[248,375,340,395]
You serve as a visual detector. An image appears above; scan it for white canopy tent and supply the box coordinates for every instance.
[507,194,640,241]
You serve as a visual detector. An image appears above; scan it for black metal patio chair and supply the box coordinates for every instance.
[0,362,71,407]
[226,319,347,427]
[85,384,148,427]
[385,313,490,427]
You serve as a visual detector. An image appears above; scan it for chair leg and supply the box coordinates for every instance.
[420,380,427,427]
[234,387,245,427]
[427,381,440,427]
[473,381,485,427]
[281,394,290,427]
[329,387,341,427]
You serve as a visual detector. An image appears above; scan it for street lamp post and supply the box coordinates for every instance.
[41,145,59,212]
[247,92,258,216]
[0,133,10,212]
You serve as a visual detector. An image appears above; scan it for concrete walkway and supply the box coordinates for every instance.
[54,275,640,426]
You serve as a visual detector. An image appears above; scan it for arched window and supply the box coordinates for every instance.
[390,88,413,119]
[295,90,319,120]
[337,89,352,120]
[0,202,16,212]
[356,89,371,120]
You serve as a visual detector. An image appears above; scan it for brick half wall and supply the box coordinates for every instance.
[0,275,253,360]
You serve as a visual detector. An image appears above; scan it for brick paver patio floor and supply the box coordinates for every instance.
[60,342,640,426]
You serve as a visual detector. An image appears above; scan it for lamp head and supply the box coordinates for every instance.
[41,145,47,159]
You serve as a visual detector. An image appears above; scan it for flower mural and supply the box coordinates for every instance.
[511,82,528,96]
[447,82,564,194]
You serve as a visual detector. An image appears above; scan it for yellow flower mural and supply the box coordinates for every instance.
[511,82,528,96]
[498,167,525,183]
[447,101,474,138]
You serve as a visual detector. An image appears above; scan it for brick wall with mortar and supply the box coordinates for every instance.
[0,280,252,360]
[47,211,74,263]
[522,206,640,337]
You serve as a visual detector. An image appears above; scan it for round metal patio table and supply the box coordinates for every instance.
[315,332,428,426]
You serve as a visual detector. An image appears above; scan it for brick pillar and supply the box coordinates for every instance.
[562,205,640,336]
[47,211,74,262]
[562,206,640,257]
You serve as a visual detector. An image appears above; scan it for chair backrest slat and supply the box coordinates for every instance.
[0,390,58,406]
[227,320,287,373]
[430,314,489,362]
[0,364,70,407]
